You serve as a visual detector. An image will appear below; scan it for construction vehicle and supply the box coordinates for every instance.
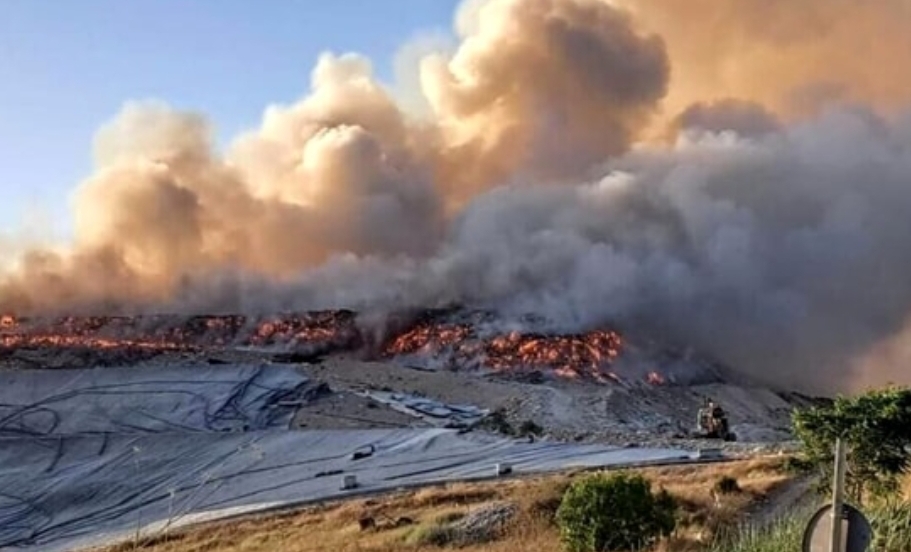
[695,398,736,441]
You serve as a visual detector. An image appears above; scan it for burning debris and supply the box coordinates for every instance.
[382,321,475,358]
[0,308,711,385]
[483,330,622,381]
[379,313,653,384]
[0,311,362,363]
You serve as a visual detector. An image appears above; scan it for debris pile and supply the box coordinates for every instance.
[0,309,714,385]
[0,311,362,364]
[382,314,632,383]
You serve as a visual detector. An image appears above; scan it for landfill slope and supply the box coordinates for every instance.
[0,364,696,552]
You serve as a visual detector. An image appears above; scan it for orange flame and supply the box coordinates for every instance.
[3,311,638,384]
[0,312,360,354]
[383,321,624,381]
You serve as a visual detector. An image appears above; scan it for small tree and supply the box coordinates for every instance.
[556,472,676,552]
[792,386,911,502]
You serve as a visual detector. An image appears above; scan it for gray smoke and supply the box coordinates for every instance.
[241,106,911,393]
[673,99,782,138]
[2,0,911,393]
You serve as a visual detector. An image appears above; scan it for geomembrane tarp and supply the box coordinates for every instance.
[359,390,490,428]
[0,365,311,436]
[0,365,695,552]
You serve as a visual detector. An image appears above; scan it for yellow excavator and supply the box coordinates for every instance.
[696,398,736,441]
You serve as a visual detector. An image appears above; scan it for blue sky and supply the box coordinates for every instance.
[0,0,461,241]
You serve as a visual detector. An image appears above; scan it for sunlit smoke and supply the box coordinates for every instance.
[616,0,911,123]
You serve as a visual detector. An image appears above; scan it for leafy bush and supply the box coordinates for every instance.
[792,386,911,502]
[556,472,676,552]
[781,455,814,474]
[403,523,455,546]
[713,476,741,495]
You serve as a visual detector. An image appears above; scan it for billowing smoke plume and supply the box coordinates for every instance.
[2,0,911,393]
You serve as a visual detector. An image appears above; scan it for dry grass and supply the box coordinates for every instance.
[902,472,911,500]
[104,457,793,552]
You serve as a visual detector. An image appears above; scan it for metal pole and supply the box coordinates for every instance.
[830,438,846,552]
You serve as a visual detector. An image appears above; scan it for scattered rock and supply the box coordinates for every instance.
[448,502,517,546]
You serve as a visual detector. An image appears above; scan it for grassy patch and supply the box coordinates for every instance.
[708,514,806,552]
[869,501,911,552]
[403,522,457,547]
[101,458,792,552]
[709,499,911,552]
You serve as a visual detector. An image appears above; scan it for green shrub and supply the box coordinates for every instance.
[403,523,455,546]
[781,455,814,474]
[556,472,677,552]
[792,386,911,502]
[713,476,741,495]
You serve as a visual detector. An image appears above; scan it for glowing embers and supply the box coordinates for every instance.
[249,311,360,349]
[483,330,623,381]
[0,334,189,351]
[0,311,361,354]
[1,310,677,385]
[382,320,627,382]
[0,315,192,352]
[384,322,474,356]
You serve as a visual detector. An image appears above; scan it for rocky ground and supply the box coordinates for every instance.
[303,355,805,455]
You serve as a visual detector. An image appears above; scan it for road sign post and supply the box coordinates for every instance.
[803,438,872,552]
[831,438,846,552]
